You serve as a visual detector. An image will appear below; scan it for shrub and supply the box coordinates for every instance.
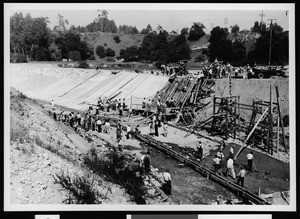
[68,50,81,61]
[114,36,121,43]
[77,61,90,69]
[54,171,109,204]
[96,45,106,58]
[84,149,146,203]
[10,53,28,63]
[104,43,108,47]
[105,48,116,57]
[106,57,115,62]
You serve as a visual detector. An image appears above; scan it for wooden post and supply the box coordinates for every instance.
[234,97,237,139]
[275,86,287,152]
[276,114,280,152]
[238,96,240,138]
[269,85,273,155]
[225,98,229,139]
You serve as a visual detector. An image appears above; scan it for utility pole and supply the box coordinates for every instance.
[267,19,276,65]
[259,10,265,30]
[224,18,228,28]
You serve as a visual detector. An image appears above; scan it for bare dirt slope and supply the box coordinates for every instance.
[9,88,132,204]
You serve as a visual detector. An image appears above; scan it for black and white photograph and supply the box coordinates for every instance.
[4,3,296,211]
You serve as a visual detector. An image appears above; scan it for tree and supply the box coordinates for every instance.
[187,22,206,41]
[208,26,236,63]
[118,25,140,34]
[10,12,52,61]
[119,46,139,62]
[95,45,106,58]
[53,13,69,35]
[247,24,288,65]
[105,48,116,57]
[97,9,108,32]
[180,27,189,35]
[141,24,153,34]
[68,50,81,61]
[55,32,93,60]
[230,24,240,34]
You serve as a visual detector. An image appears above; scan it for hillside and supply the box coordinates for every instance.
[9,87,132,204]
[81,32,145,58]
[81,31,259,62]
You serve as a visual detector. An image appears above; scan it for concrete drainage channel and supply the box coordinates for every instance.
[134,133,269,205]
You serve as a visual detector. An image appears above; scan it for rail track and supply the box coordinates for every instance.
[133,132,269,205]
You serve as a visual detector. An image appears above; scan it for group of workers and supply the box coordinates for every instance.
[202,61,254,79]
[211,143,254,187]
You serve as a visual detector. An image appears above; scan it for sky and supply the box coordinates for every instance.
[7,3,292,33]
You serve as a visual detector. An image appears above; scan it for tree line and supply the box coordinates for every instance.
[10,11,288,66]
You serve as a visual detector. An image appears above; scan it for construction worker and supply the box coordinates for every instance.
[226,157,236,179]
[51,99,55,108]
[229,145,235,158]
[197,141,203,160]
[154,120,159,137]
[142,98,146,109]
[96,117,102,133]
[162,122,168,137]
[126,124,132,139]
[161,169,172,195]
[237,165,246,187]
[213,155,221,174]
[135,124,141,134]
[141,151,151,174]
[117,138,124,151]
[246,151,254,171]
[122,98,126,110]
[217,150,225,160]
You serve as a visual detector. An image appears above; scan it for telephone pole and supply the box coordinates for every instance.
[267,19,276,65]
[259,10,265,30]
[224,18,228,28]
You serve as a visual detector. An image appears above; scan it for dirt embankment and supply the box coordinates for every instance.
[9,88,132,204]
[214,78,289,118]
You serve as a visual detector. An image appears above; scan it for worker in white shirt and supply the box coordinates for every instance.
[117,138,124,151]
[126,124,132,139]
[226,157,236,179]
[51,99,55,108]
[229,145,235,158]
[161,169,172,195]
[213,155,221,174]
[246,151,254,171]
[237,166,246,187]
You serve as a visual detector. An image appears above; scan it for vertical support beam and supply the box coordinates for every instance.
[269,85,273,155]
[130,95,133,109]
[225,98,229,139]
[238,96,240,138]
[275,86,287,152]
[276,114,280,152]
[234,97,237,139]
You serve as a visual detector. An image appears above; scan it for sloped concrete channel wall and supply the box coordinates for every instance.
[10,63,169,111]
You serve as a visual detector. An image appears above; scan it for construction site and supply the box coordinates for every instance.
[8,61,291,206]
